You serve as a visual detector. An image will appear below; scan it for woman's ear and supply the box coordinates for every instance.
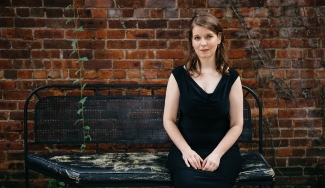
[217,32,222,44]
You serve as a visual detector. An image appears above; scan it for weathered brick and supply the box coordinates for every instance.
[17,80,46,90]
[116,0,176,8]
[308,49,324,58]
[107,40,136,49]
[2,29,32,39]
[139,40,167,49]
[0,18,13,27]
[107,9,121,17]
[0,122,21,131]
[78,40,106,49]
[126,30,155,39]
[12,40,42,49]
[34,30,64,38]
[169,40,188,49]
[3,70,17,79]
[0,0,11,6]
[66,30,95,39]
[44,40,71,49]
[63,50,93,59]
[98,70,112,79]
[85,0,114,8]
[17,70,33,79]
[0,60,12,69]
[109,20,137,29]
[0,8,15,17]
[138,20,167,29]
[31,50,60,59]
[92,9,106,18]
[156,50,184,59]
[113,70,127,79]
[150,9,164,18]
[228,50,245,59]
[0,50,30,59]
[127,69,141,79]
[46,19,74,28]
[113,61,140,69]
[31,8,45,17]
[144,60,172,69]
[15,18,45,27]
[44,0,73,7]
[168,20,190,29]
[156,30,184,39]
[45,8,63,17]
[79,19,107,28]
[260,39,289,48]
[94,50,124,59]
[278,109,307,118]
[165,9,178,18]
[126,50,154,59]
[12,0,42,7]
[134,9,150,18]
[277,49,305,58]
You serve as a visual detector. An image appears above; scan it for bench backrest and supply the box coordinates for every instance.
[25,84,262,152]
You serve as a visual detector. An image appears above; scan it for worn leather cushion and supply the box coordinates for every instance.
[27,152,274,185]
[237,152,275,182]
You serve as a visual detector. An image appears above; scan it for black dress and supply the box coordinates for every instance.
[167,66,242,188]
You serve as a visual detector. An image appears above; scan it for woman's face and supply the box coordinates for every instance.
[192,25,221,61]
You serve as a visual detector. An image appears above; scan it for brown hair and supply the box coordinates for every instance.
[186,12,229,76]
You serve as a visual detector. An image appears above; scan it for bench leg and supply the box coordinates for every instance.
[25,167,29,188]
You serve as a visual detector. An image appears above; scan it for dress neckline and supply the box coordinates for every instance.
[182,66,224,95]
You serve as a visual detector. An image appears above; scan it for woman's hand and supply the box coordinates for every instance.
[202,153,221,172]
[181,149,203,170]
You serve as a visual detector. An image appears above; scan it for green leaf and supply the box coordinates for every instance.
[58,182,65,186]
[73,26,84,33]
[84,125,90,130]
[70,50,76,57]
[84,135,92,141]
[75,69,81,75]
[77,107,85,115]
[79,97,87,104]
[71,39,78,48]
[77,57,89,63]
[73,79,79,84]
[74,119,83,125]
[66,18,73,24]
[65,4,72,11]
[81,83,87,91]
[45,147,52,153]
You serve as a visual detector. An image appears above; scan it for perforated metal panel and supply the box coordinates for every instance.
[238,98,253,142]
[35,96,169,144]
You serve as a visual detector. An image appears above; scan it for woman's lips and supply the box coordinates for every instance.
[200,49,209,52]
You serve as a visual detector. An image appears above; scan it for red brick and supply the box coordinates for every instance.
[228,50,245,59]
[297,0,315,6]
[281,129,294,137]
[144,70,157,79]
[46,19,74,28]
[255,8,269,17]
[156,50,184,59]
[31,50,60,59]
[4,70,17,79]
[0,18,13,27]
[79,19,107,29]
[263,99,286,108]
[12,40,42,49]
[78,40,106,49]
[168,20,190,29]
[113,70,127,79]
[126,50,154,59]
[107,9,121,17]
[116,0,176,8]
[0,101,17,110]
[18,70,33,79]
[109,20,137,29]
[113,61,140,69]
[0,50,30,59]
[92,9,106,18]
[178,0,206,8]
[66,30,95,39]
[126,30,155,39]
[6,132,20,141]
[169,40,188,49]
[16,8,29,17]
[0,142,23,150]
[286,70,299,78]
[33,70,47,79]
[44,0,73,7]
[107,40,136,49]
[150,9,163,18]
[156,30,185,39]
[138,20,167,29]
[35,30,64,38]
[278,109,307,118]
[94,50,124,59]
[15,18,45,27]
[98,70,112,79]
[84,60,112,69]
[17,80,46,90]
[180,9,192,18]
[51,60,79,69]
[127,69,141,79]
[260,39,289,48]
[157,70,171,78]
[278,148,293,157]
[63,50,93,59]
[144,60,172,69]
[31,8,45,17]
[308,49,324,58]
[2,29,32,39]
[0,60,12,69]
[229,19,244,28]
[0,80,15,90]
[139,40,167,49]
[165,9,178,18]
[134,9,149,18]
[0,122,21,131]
[290,39,308,48]
[277,49,305,58]
[300,70,314,79]
[84,70,97,79]
[85,0,114,8]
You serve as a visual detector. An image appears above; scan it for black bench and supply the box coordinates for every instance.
[24,84,275,187]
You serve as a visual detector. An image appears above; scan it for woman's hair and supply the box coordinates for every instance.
[186,12,229,76]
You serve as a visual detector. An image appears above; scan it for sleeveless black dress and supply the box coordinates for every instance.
[167,66,242,188]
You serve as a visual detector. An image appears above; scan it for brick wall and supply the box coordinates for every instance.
[1,0,325,187]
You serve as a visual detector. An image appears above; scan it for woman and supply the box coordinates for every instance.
[163,13,243,187]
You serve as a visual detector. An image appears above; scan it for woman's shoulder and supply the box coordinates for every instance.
[172,65,186,76]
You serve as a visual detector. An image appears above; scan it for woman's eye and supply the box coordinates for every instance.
[207,35,212,39]
[194,37,200,40]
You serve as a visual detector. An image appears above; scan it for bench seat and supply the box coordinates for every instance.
[27,152,274,187]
